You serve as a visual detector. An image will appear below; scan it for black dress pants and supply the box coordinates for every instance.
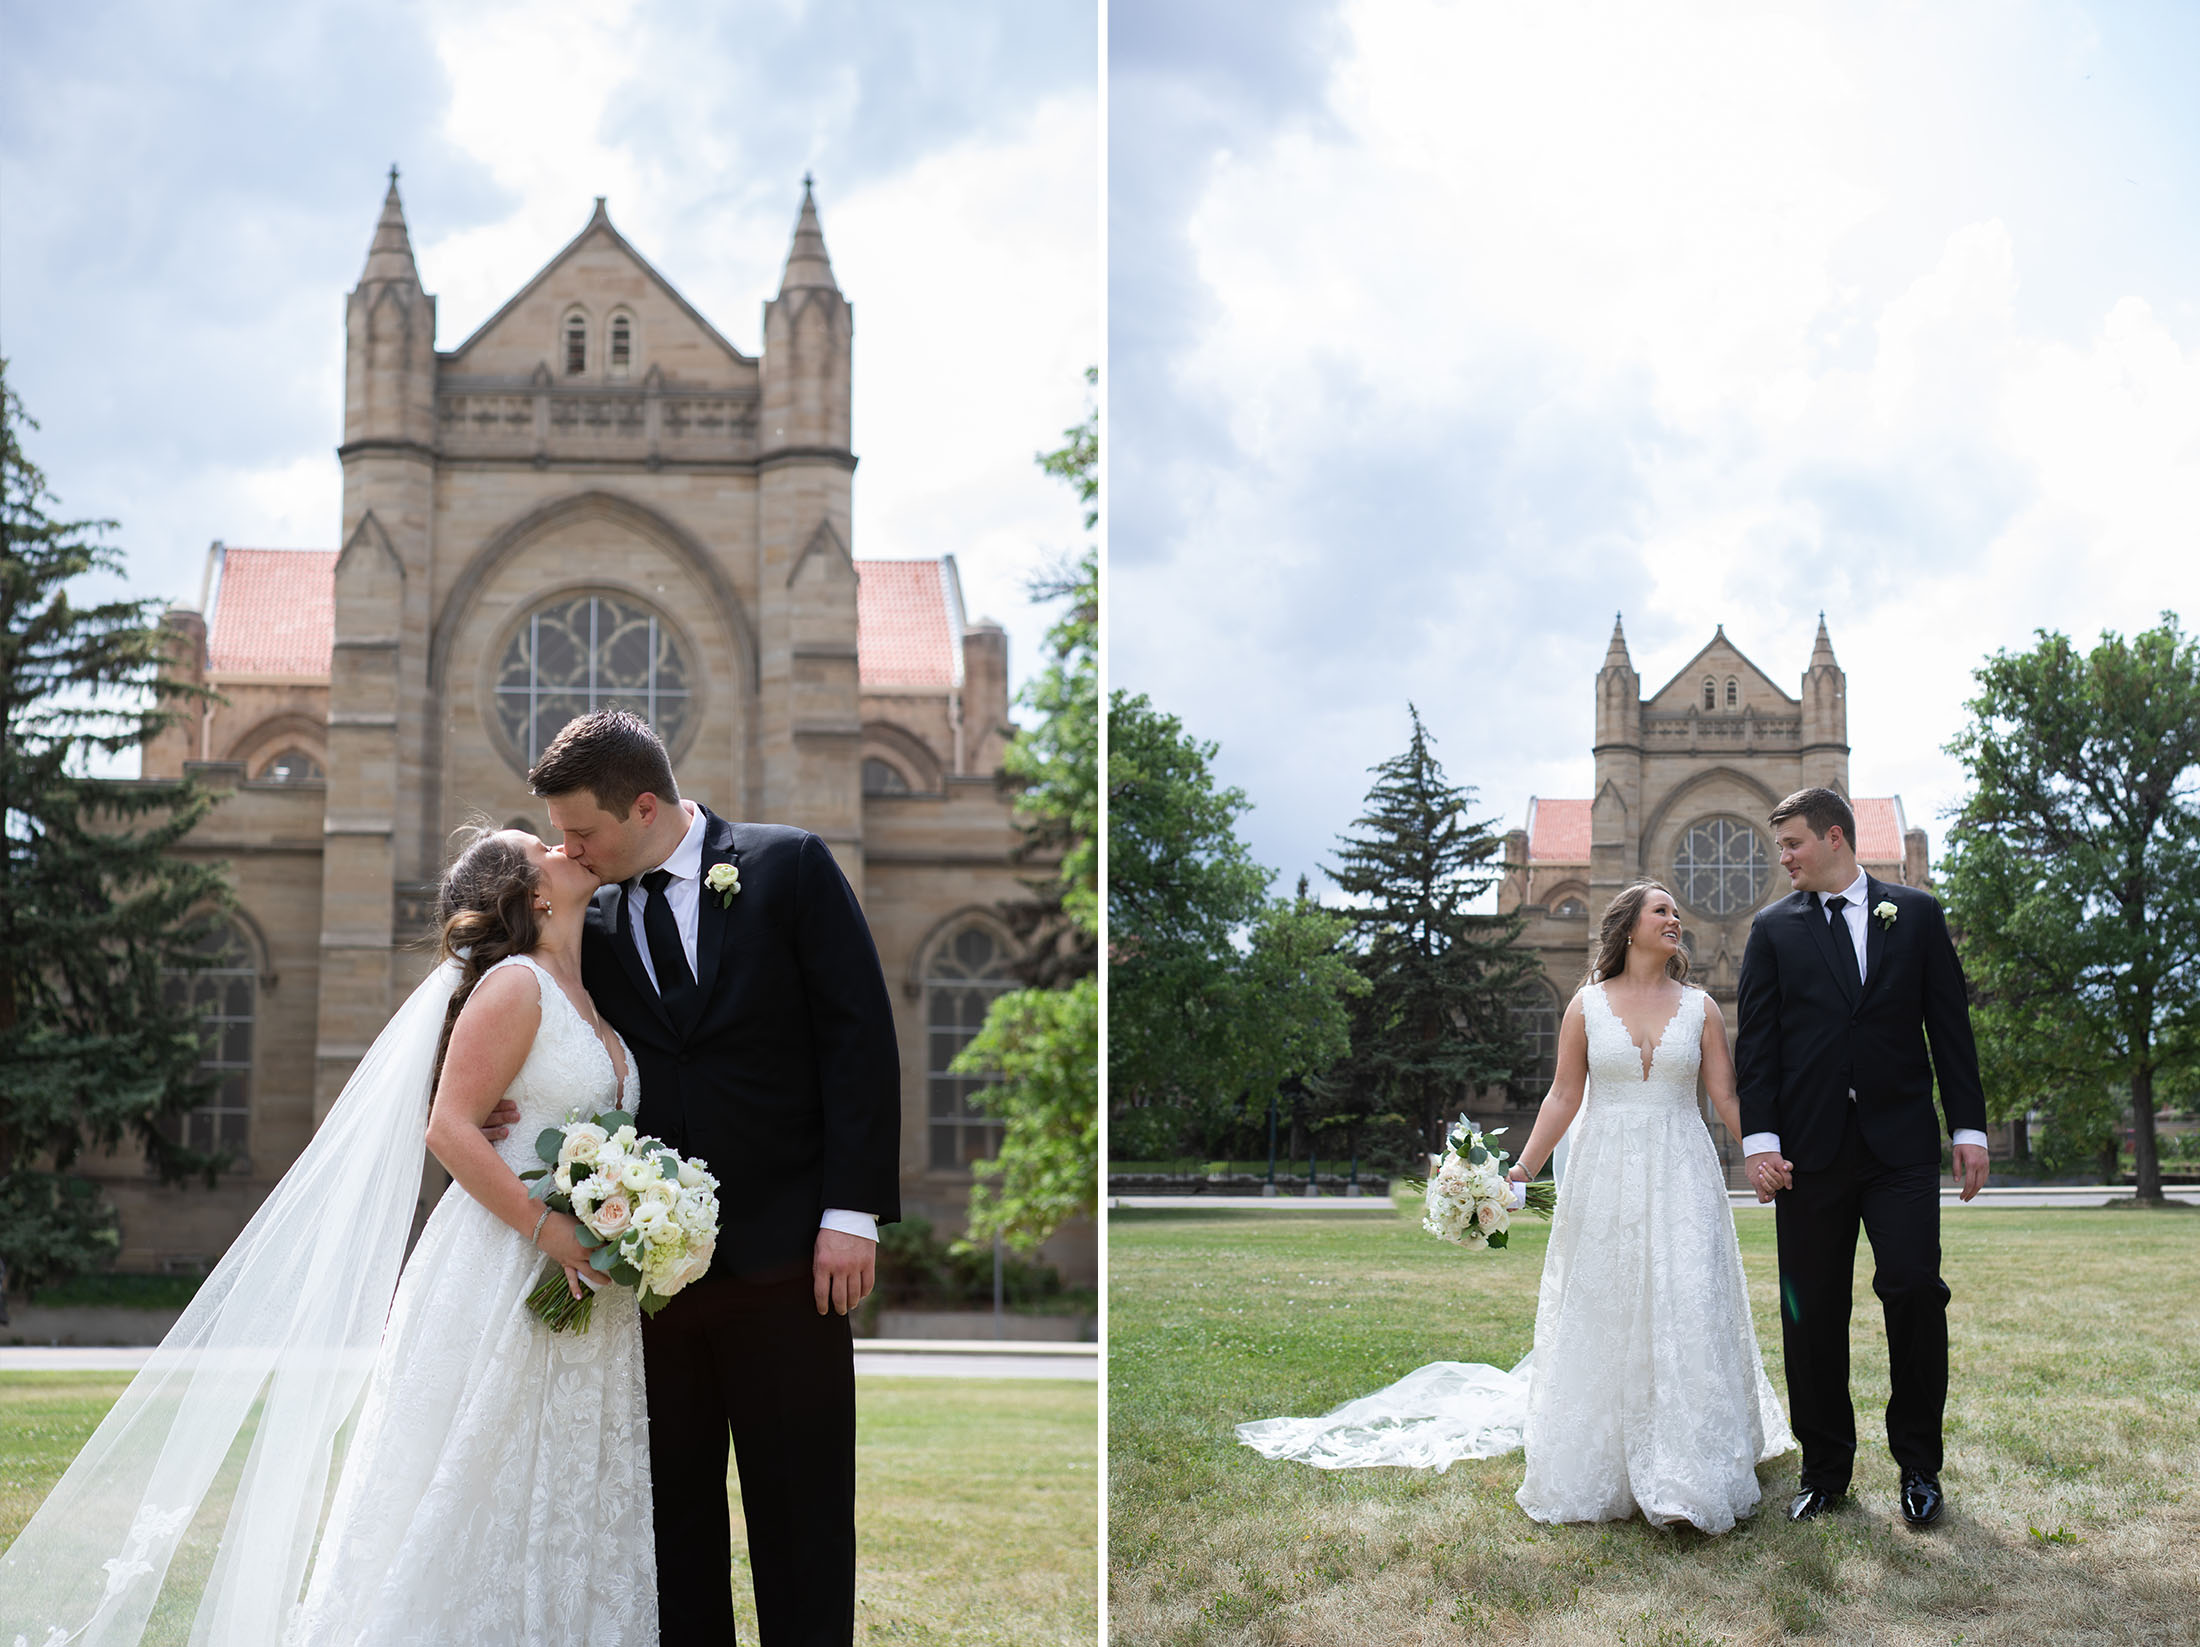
[641,1266,856,1645]
[1774,1105,1950,1492]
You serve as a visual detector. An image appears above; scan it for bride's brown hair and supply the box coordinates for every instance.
[1582,881,1690,988]
[430,825,544,1091]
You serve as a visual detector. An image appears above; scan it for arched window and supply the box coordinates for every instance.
[1724,677,1739,709]
[1553,896,1586,918]
[925,926,1016,1171]
[563,312,588,376]
[863,757,911,796]
[258,748,323,783]
[1701,677,1716,710]
[161,923,254,1169]
[494,591,694,768]
[609,313,633,378]
[1511,983,1561,1094]
[1673,816,1772,916]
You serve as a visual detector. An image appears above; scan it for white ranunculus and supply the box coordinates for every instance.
[677,1160,705,1189]
[641,1179,677,1208]
[610,1124,639,1150]
[619,1158,655,1194]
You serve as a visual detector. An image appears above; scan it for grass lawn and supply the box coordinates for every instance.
[1110,1204,2200,1646]
[0,1373,1096,1646]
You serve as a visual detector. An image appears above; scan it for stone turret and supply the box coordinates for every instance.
[319,169,439,1118]
[1588,613,1642,967]
[1799,612,1849,791]
[756,179,863,893]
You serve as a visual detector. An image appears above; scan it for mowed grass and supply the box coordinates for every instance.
[0,1373,1097,1646]
[1110,1205,2200,1646]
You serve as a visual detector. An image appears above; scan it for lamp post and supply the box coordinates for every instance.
[1264,1095,1279,1196]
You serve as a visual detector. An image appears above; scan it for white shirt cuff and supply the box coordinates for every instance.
[820,1208,878,1242]
[1951,1129,1989,1151]
[1741,1132,1782,1158]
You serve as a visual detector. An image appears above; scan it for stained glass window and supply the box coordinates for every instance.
[926,927,1015,1171]
[494,592,693,768]
[1673,816,1771,917]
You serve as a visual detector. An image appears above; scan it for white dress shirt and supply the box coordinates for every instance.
[627,802,878,1244]
[1743,866,1988,1161]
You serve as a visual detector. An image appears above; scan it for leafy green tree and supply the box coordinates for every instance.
[951,376,1098,1250]
[1,364,231,1290]
[1107,696,1363,1160]
[1327,705,1538,1153]
[1939,616,2200,1202]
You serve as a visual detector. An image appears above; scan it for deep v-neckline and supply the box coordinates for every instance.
[1596,982,1687,1082]
[529,958,631,1104]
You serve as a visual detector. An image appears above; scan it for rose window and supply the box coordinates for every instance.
[1672,816,1771,917]
[495,592,693,767]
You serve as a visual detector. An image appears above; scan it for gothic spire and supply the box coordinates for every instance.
[359,167,421,287]
[1810,611,1838,670]
[1603,612,1633,670]
[778,174,838,295]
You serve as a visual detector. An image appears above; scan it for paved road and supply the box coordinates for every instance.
[1114,1186,2199,1213]
[0,1340,1097,1381]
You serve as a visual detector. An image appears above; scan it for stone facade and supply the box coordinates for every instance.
[121,178,1090,1285]
[1494,617,1939,1181]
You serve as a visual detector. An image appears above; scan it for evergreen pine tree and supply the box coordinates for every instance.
[1326,705,1538,1153]
[1,363,232,1291]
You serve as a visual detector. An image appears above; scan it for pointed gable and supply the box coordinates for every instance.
[442,199,753,386]
[1644,626,1797,715]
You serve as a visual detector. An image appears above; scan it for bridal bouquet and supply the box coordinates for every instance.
[1421,1119,1556,1251]
[519,1111,722,1331]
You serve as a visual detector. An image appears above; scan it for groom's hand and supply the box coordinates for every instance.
[479,1099,521,1144]
[814,1228,877,1316]
[1953,1142,1989,1202]
[1743,1150,1792,1203]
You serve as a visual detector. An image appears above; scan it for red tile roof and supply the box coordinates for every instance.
[1528,798,1591,862]
[1529,795,1907,865]
[855,559,961,689]
[199,550,965,692]
[207,549,338,676]
[1852,796,1906,862]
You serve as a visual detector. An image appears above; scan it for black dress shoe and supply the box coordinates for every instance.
[1788,1486,1845,1522]
[1899,1471,1944,1527]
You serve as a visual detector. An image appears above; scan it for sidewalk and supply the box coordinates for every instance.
[1113,1185,2199,1213]
[0,1339,1098,1381]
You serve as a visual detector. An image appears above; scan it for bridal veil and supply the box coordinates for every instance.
[0,962,460,1647]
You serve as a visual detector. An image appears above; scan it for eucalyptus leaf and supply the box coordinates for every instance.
[535,1129,564,1165]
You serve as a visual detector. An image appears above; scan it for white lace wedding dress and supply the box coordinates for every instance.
[1238,982,1793,1534]
[287,953,657,1643]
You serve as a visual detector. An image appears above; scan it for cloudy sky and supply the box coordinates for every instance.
[2,0,1097,761]
[1111,0,2200,895]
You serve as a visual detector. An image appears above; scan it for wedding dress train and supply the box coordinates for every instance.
[1237,983,1793,1533]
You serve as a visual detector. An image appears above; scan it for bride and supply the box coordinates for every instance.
[0,826,658,1643]
[1238,881,1794,1534]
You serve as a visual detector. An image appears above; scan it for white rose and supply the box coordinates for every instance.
[641,1179,677,1209]
[1492,1205,1510,1234]
[704,862,741,898]
[677,1160,705,1190]
[589,1191,633,1238]
[558,1123,607,1169]
[1476,1201,1500,1233]
[610,1124,638,1148]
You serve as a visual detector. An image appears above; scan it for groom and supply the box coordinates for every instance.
[1735,787,1989,1529]
[524,709,901,1644]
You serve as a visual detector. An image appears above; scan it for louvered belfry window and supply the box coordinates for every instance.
[564,315,587,375]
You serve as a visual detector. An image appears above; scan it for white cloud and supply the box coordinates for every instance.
[1113,0,2200,885]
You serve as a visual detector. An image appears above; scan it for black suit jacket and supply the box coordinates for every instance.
[581,809,902,1278]
[1734,876,1987,1171]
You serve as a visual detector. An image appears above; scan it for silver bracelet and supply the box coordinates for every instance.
[530,1207,552,1247]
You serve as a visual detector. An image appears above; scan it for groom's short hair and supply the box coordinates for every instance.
[1769,787,1856,852]
[529,711,679,819]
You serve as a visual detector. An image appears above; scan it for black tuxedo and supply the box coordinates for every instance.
[1734,876,1986,1494]
[582,809,900,1646]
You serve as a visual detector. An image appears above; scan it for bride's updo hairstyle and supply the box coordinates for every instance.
[1584,880,1690,988]
[430,825,544,1090]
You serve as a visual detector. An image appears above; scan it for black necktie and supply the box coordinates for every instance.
[1822,893,1862,990]
[640,868,700,1028]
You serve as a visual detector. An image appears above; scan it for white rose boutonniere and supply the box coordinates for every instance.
[704,862,741,908]
[1873,899,1898,927]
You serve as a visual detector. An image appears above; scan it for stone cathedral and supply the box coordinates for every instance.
[1493,617,1936,1179]
[123,177,1090,1282]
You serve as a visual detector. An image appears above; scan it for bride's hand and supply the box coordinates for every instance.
[534,1211,612,1298]
[1507,1164,1531,1184]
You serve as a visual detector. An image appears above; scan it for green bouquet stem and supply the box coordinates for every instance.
[526,1260,598,1333]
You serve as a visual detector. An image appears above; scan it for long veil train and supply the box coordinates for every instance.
[0,962,459,1647]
